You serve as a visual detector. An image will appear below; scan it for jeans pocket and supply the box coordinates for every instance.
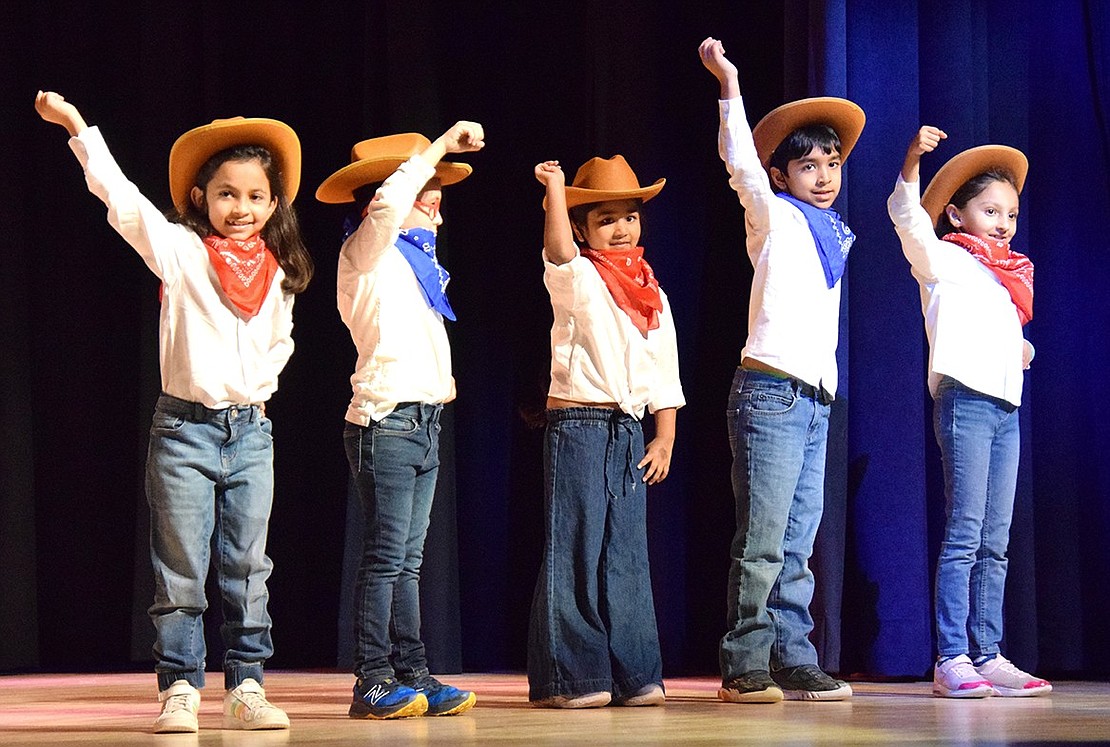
[376,413,419,436]
[743,387,796,415]
[151,412,186,432]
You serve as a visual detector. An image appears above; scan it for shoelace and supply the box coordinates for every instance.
[163,692,195,713]
[236,689,273,711]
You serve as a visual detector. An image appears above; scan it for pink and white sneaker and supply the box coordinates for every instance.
[933,655,994,698]
[974,655,1053,697]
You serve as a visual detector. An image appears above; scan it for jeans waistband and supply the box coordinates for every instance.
[545,406,636,424]
[156,393,260,423]
[739,368,834,406]
[391,401,443,424]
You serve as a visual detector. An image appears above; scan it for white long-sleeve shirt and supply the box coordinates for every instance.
[544,249,685,420]
[70,127,295,408]
[337,156,454,425]
[718,97,844,396]
[888,175,1029,406]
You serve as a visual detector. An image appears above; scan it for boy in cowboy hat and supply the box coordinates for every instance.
[699,37,865,702]
[891,128,1048,698]
[317,122,484,719]
[527,156,685,708]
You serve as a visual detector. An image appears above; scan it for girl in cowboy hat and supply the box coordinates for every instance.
[527,155,684,709]
[34,91,313,733]
[316,122,483,720]
[699,38,862,703]
[890,126,1050,699]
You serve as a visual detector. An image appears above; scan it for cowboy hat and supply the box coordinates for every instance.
[168,117,300,212]
[921,144,1028,227]
[752,97,866,170]
[561,155,665,209]
[316,133,473,204]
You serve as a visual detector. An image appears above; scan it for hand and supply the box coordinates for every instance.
[1022,340,1034,370]
[534,160,565,188]
[441,121,485,154]
[901,125,947,182]
[699,37,739,98]
[908,125,947,158]
[638,437,673,485]
[35,90,87,136]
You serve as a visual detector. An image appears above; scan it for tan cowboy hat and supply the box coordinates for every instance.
[168,117,300,212]
[561,155,665,209]
[921,144,1028,227]
[752,97,866,170]
[315,133,473,204]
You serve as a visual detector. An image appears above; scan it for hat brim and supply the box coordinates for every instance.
[753,97,866,170]
[315,158,473,204]
[169,118,300,211]
[562,178,666,210]
[921,145,1028,227]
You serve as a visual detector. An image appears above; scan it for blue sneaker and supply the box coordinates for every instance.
[403,675,476,716]
[349,677,428,719]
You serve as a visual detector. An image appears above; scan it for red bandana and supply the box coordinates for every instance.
[202,234,279,319]
[942,232,1034,325]
[580,247,664,336]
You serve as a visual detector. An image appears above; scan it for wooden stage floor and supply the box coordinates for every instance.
[2,671,1108,745]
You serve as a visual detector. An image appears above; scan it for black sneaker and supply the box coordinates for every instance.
[718,670,784,703]
[771,664,853,701]
[401,675,476,716]
[349,677,428,719]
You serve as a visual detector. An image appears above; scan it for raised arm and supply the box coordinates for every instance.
[698,37,740,100]
[535,161,576,265]
[421,120,485,167]
[35,91,88,137]
[901,125,947,183]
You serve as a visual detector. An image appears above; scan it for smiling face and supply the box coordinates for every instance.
[573,199,642,252]
[190,158,277,241]
[946,179,1020,243]
[770,146,842,209]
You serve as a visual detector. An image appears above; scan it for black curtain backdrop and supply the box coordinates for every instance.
[2,0,1108,680]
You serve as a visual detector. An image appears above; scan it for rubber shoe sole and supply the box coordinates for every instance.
[717,684,784,704]
[349,693,429,719]
[782,682,853,701]
[428,690,476,716]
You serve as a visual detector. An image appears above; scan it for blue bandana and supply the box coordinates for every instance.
[776,193,855,288]
[395,227,456,321]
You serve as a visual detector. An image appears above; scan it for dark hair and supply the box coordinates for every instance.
[171,145,314,294]
[768,124,842,176]
[568,198,645,247]
[933,168,1019,237]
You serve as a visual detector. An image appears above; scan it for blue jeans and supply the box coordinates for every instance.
[146,394,276,691]
[527,407,662,701]
[719,368,830,680]
[933,377,1020,659]
[344,403,441,681]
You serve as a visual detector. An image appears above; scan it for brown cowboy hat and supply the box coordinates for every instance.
[168,117,300,212]
[921,145,1028,227]
[315,133,473,204]
[752,96,866,170]
[561,155,665,209]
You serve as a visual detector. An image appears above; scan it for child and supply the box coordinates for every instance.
[316,123,484,719]
[35,91,313,733]
[889,126,1051,698]
[698,38,863,702]
[527,155,684,708]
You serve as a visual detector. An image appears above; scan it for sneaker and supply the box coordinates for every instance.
[718,670,784,703]
[933,655,994,698]
[153,679,200,734]
[771,664,853,701]
[530,691,612,708]
[349,677,429,719]
[223,678,290,730]
[616,683,665,706]
[402,675,476,716]
[974,655,1052,697]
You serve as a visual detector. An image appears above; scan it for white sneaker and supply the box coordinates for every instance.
[223,678,290,730]
[933,655,994,698]
[154,679,200,733]
[974,654,1053,697]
